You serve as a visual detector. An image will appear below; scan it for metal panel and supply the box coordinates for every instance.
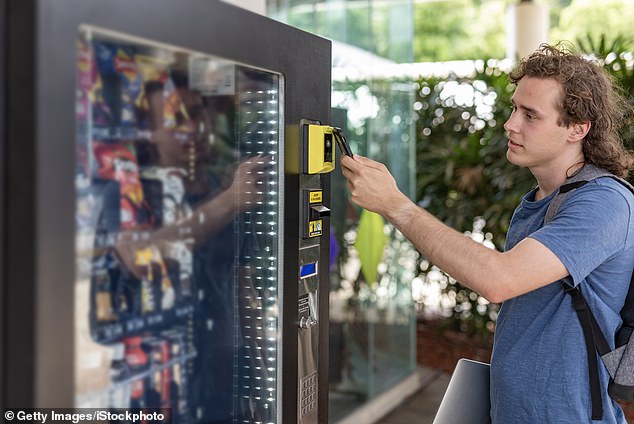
[0,0,6,410]
[5,0,38,407]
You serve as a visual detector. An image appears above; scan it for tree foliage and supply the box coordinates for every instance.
[415,62,533,249]
[413,0,634,62]
[552,0,634,50]
[415,35,634,338]
[575,34,634,155]
[414,60,529,338]
[413,0,506,61]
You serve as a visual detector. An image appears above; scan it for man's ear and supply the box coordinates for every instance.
[569,121,591,143]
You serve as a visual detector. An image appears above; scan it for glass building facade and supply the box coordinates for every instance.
[267,1,418,422]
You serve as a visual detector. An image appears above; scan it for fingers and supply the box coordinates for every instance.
[340,155,354,169]
[341,155,388,184]
[355,155,385,170]
[340,158,352,175]
[340,155,363,176]
[340,154,371,183]
[341,154,384,172]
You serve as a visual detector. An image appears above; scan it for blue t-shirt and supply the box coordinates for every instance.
[490,177,634,423]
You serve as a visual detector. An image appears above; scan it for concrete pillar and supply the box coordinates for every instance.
[221,0,266,15]
[506,0,550,60]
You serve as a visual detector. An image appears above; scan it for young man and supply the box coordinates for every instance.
[340,44,634,423]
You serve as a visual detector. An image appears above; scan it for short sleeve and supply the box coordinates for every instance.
[529,179,632,285]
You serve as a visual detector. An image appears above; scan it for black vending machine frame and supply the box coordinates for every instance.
[2,1,332,422]
[0,0,6,412]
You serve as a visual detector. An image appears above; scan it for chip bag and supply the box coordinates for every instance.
[93,42,143,129]
[76,38,113,133]
[93,142,152,230]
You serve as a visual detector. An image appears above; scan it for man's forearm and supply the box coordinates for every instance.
[385,197,507,303]
[340,155,564,302]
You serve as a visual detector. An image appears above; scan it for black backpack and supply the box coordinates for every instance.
[544,163,634,420]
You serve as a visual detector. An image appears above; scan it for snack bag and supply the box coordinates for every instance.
[135,55,193,133]
[134,245,175,311]
[162,239,194,301]
[93,142,151,230]
[163,76,192,130]
[92,260,117,322]
[143,337,172,409]
[77,39,112,124]
[135,55,169,131]
[123,336,149,408]
[75,39,113,151]
[93,41,143,129]
[76,38,92,123]
[141,167,192,225]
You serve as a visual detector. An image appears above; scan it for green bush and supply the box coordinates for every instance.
[414,60,531,340]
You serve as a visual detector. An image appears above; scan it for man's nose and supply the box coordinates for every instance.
[504,112,517,134]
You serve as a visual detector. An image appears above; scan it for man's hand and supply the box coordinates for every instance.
[340,154,410,219]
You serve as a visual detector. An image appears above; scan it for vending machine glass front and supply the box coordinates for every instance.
[74,26,283,424]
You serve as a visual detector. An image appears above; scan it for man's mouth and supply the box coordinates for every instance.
[508,139,523,148]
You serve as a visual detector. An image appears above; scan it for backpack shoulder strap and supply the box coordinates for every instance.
[544,163,634,225]
[564,283,611,419]
[545,164,634,420]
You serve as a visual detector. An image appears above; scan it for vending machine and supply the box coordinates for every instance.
[2,1,333,423]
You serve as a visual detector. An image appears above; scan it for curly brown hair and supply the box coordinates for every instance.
[509,43,634,178]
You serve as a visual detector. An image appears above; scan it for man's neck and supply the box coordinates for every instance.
[532,157,585,200]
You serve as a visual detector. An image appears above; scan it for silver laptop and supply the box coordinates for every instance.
[432,358,491,424]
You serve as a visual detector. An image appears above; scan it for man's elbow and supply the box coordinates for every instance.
[481,291,509,305]
[473,274,516,304]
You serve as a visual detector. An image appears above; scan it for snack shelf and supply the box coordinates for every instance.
[91,127,152,142]
[91,303,195,344]
[76,349,197,406]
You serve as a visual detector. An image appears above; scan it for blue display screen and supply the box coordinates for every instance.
[299,262,317,278]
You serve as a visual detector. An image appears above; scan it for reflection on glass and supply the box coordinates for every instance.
[328,57,417,424]
[74,26,282,424]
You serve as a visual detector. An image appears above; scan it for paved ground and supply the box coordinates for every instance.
[376,371,451,424]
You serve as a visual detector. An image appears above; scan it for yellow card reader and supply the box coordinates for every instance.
[301,122,335,174]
